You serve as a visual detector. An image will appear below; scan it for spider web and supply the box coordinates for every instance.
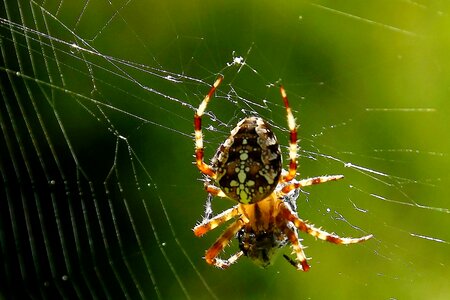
[1,0,450,299]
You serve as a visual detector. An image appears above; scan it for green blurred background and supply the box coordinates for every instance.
[1,0,450,299]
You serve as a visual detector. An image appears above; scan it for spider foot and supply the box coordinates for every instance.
[193,223,209,237]
[283,254,310,271]
[206,251,243,269]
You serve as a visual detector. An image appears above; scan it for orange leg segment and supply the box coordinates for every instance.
[280,85,298,182]
[194,76,224,179]
[204,219,244,269]
[280,203,373,245]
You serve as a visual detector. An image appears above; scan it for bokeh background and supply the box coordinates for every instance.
[1,0,450,299]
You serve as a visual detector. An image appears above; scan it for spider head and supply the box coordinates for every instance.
[237,227,288,268]
[212,117,282,204]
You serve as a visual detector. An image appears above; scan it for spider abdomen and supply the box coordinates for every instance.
[212,117,282,204]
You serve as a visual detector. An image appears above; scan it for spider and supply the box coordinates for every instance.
[193,76,372,271]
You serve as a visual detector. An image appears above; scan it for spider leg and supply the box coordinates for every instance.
[280,175,344,195]
[279,86,298,183]
[282,226,310,271]
[280,203,373,244]
[209,250,244,269]
[193,205,241,237]
[202,193,215,221]
[204,184,227,198]
[204,219,245,269]
[200,184,228,220]
[194,76,223,179]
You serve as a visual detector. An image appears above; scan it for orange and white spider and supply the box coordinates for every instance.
[193,76,372,271]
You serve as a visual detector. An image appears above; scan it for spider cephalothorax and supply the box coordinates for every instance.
[193,76,372,270]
